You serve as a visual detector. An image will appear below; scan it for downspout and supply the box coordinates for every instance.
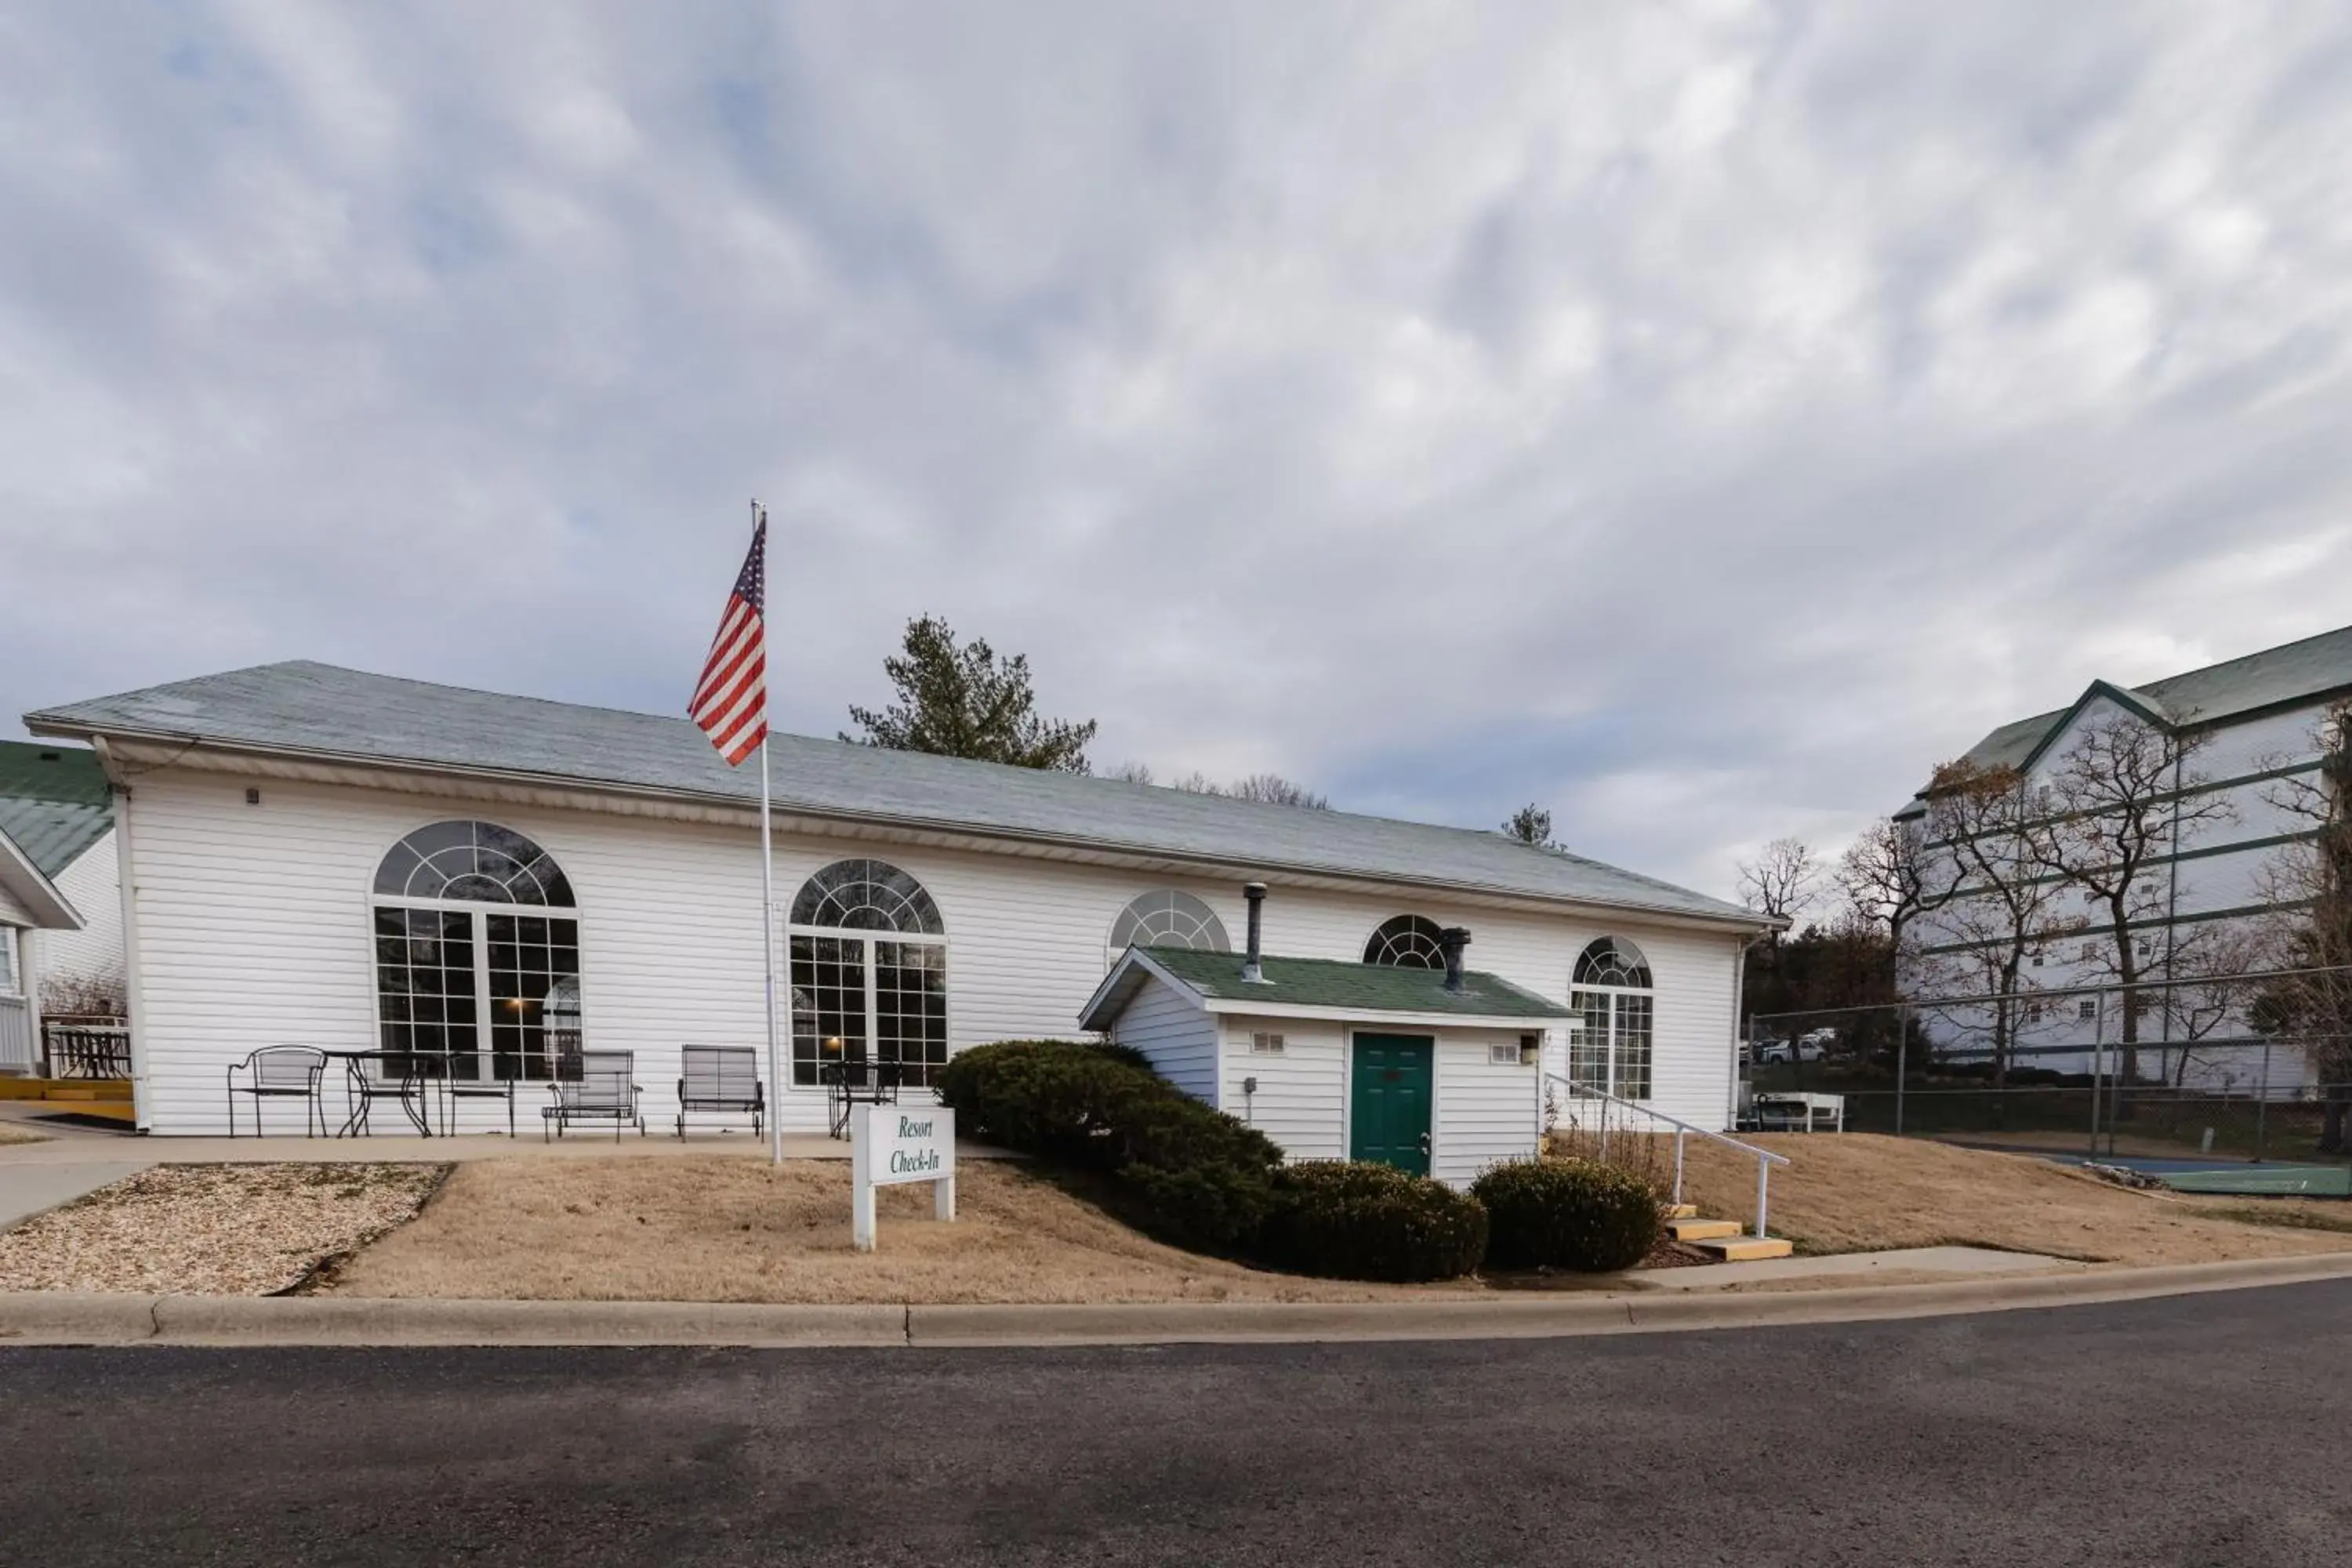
[1729,931,1762,1131]
[90,737,151,1134]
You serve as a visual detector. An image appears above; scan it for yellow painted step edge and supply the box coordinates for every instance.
[1667,1218,1744,1241]
[1690,1236,1795,1261]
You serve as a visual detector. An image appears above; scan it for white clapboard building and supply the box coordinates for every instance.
[25,661,1768,1167]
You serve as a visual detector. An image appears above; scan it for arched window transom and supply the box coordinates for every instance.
[369,821,581,1089]
[1109,890,1229,959]
[374,819,575,907]
[1569,936,1653,1101]
[1573,937,1652,991]
[789,858,949,1090]
[790,858,942,935]
[1363,914,1446,969]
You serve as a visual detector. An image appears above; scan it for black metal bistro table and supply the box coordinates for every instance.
[321,1049,440,1138]
[818,1058,902,1139]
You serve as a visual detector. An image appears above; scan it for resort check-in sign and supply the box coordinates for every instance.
[850,1104,957,1251]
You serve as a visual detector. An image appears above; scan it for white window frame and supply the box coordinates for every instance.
[0,926,18,996]
[785,924,952,1094]
[368,892,586,1082]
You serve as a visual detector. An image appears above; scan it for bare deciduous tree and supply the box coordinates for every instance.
[2156,918,2271,1089]
[1736,837,1820,946]
[2249,702,2352,1151]
[1167,771,1331,809]
[1835,817,1962,989]
[2030,710,2236,1087]
[1917,759,2082,1085]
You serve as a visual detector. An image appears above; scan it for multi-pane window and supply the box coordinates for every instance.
[0,927,17,993]
[1568,937,1654,1101]
[875,940,949,1083]
[371,821,580,1082]
[373,909,477,1075]
[1109,890,1229,962]
[485,915,582,1082]
[789,859,949,1088]
[1363,914,1446,968]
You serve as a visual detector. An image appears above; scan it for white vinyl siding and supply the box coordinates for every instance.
[116,764,1747,1135]
[29,829,125,1014]
[1431,1031,1544,1186]
[1110,975,1220,1105]
[1220,1017,1345,1160]
[0,880,32,928]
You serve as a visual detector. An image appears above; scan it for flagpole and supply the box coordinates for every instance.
[756,499,782,1167]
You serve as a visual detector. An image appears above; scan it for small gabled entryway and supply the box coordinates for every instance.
[1348,1033,1432,1176]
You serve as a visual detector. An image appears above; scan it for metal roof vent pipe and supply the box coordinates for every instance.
[1439,927,1472,993]
[1242,881,1271,984]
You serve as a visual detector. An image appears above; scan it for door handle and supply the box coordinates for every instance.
[1417,1133,1431,1156]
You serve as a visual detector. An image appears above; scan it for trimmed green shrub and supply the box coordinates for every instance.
[934,1040,1282,1251]
[1472,1158,1660,1273]
[1257,1161,1490,1283]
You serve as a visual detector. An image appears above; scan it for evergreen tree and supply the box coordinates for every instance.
[1501,804,1556,848]
[843,615,1098,774]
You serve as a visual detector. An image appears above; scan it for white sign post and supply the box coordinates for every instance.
[850,1102,956,1252]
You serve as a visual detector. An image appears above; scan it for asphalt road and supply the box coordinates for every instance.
[4,1282,2349,1567]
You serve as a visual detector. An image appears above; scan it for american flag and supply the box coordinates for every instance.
[690,512,768,765]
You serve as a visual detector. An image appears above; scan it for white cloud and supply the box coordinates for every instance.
[6,0,2352,904]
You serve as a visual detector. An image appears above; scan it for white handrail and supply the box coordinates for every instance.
[1545,1073,1789,1240]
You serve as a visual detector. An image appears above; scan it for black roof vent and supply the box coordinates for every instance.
[1439,927,1472,993]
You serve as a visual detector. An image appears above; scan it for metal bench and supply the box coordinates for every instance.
[543,1049,644,1141]
[226,1045,328,1138]
[1750,1091,1846,1134]
[676,1044,764,1139]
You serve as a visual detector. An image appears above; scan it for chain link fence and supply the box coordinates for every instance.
[1749,966,2352,1166]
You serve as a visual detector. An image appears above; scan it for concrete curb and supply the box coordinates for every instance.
[3,1251,2350,1348]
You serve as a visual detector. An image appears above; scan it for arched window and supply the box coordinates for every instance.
[789,857,943,934]
[372,821,580,1084]
[1363,914,1447,969]
[789,858,948,1089]
[1109,890,1229,964]
[1569,936,1653,1100]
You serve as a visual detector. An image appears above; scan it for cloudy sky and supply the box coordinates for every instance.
[7,2,2352,900]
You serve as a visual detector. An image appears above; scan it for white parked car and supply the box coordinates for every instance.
[1756,1032,1833,1065]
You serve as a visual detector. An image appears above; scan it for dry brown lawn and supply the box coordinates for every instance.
[0,1163,445,1294]
[0,1122,51,1145]
[1677,1133,2352,1265]
[328,1156,1465,1304]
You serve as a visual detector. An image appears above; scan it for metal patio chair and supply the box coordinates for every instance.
[440,1058,520,1136]
[543,1049,644,1142]
[675,1044,764,1139]
[225,1045,327,1138]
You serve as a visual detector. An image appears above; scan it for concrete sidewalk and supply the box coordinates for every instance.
[0,1160,158,1232]
[1639,1244,2089,1290]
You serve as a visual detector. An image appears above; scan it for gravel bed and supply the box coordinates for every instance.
[0,1163,448,1295]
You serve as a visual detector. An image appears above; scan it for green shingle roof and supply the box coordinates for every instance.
[0,741,111,878]
[1134,945,1570,1019]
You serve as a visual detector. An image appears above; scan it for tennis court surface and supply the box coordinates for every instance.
[2049,1152,2352,1197]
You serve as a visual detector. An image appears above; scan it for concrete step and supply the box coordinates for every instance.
[1662,1203,1697,1220]
[1687,1234,1796,1262]
[1667,1217,1744,1242]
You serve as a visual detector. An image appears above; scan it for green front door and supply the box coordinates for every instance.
[1349,1034,1434,1175]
